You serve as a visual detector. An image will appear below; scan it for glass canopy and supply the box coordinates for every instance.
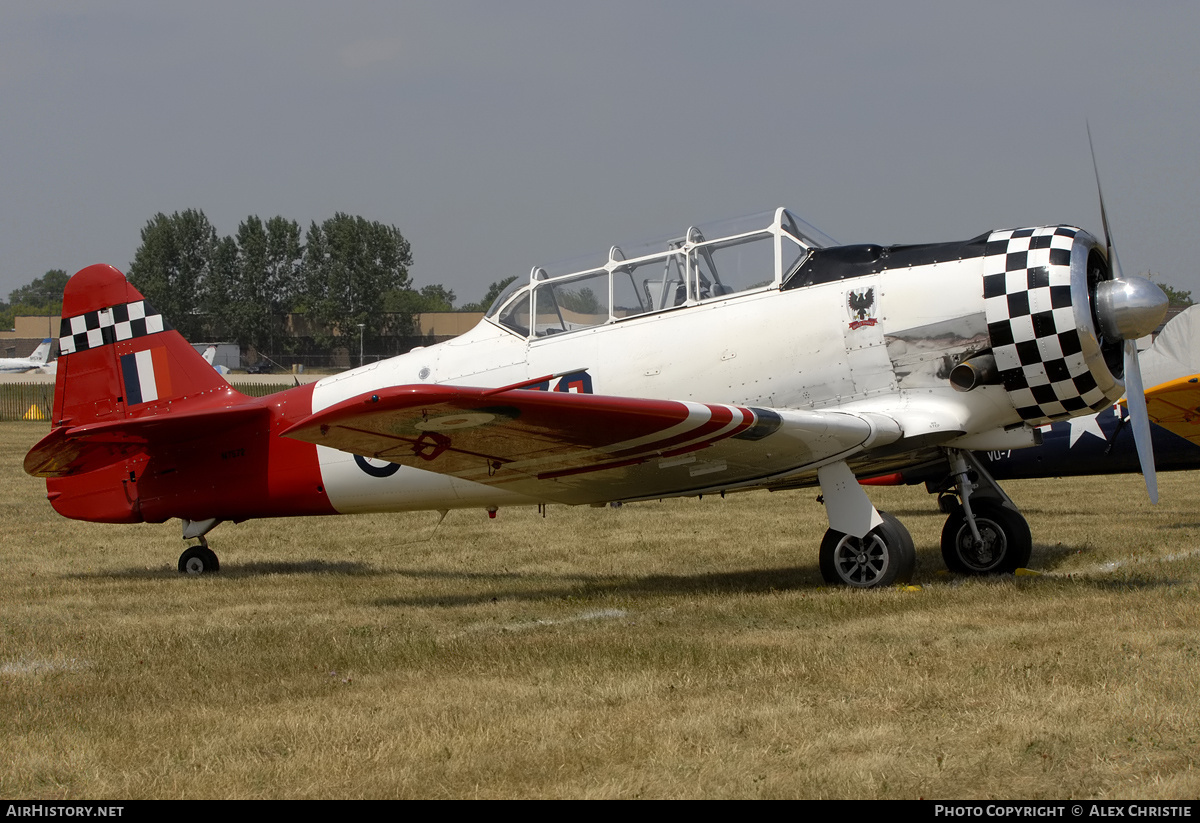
[486,208,834,338]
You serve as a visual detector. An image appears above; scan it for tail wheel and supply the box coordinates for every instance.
[819,511,915,588]
[178,546,220,575]
[940,501,1031,575]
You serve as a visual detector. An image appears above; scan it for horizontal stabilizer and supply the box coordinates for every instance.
[25,404,267,477]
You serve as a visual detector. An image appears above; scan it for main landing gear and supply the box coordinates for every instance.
[814,450,1032,588]
[818,511,915,588]
[178,518,222,575]
[934,449,1031,575]
[815,461,915,588]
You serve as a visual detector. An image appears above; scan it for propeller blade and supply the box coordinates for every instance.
[1090,125,1159,503]
[1088,123,1124,282]
[1123,338,1158,504]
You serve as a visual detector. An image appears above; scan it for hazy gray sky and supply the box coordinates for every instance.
[3,1,1198,308]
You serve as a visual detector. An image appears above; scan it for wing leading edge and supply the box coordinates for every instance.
[283,384,900,505]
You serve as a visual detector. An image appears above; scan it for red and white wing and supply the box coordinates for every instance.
[282,384,889,504]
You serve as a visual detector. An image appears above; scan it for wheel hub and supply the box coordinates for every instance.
[958,521,1003,570]
[835,535,888,585]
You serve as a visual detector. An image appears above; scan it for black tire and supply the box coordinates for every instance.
[819,511,915,588]
[940,501,1031,575]
[179,546,220,575]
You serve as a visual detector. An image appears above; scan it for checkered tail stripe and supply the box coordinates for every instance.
[58,300,170,355]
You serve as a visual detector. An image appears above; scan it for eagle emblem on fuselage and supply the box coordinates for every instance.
[847,287,877,329]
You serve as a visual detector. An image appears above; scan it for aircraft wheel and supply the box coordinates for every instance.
[819,511,915,588]
[940,502,1031,575]
[178,546,220,575]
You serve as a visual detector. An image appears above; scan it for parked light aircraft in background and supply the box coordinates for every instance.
[982,380,1200,478]
[201,345,231,375]
[0,339,53,374]
[25,187,1171,587]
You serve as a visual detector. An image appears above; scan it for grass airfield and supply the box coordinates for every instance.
[1,420,1198,800]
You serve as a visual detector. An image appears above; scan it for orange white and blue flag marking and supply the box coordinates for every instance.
[120,348,172,405]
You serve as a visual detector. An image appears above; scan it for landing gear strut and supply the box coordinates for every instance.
[935,449,1031,575]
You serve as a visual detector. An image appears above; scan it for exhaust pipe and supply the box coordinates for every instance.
[950,354,999,392]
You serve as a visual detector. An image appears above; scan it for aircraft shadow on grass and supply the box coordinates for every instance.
[371,564,825,608]
[63,559,377,580]
[61,546,1189,602]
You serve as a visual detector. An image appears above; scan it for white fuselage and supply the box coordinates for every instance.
[309,256,1020,514]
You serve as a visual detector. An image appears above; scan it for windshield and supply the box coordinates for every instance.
[485,276,527,317]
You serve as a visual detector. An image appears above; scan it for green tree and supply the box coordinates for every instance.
[199,235,240,342]
[301,214,413,350]
[1162,283,1193,307]
[223,216,303,353]
[1,269,68,330]
[380,284,457,340]
[382,284,456,314]
[416,284,456,311]
[1147,273,1193,307]
[127,210,218,339]
[557,286,601,315]
[9,269,68,308]
[460,276,518,312]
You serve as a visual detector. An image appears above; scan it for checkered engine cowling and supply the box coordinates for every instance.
[982,226,1122,426]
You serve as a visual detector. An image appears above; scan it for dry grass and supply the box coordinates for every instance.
[1,421,1198,799]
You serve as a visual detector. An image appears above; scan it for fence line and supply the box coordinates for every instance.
[0,384,54,422]
[0,382,295,422]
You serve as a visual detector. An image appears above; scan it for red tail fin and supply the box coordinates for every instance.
[53,264,236,426]
[28,265,261,522]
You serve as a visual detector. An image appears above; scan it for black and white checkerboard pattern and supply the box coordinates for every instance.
[59,300,168,355]
[982,226,1111,424]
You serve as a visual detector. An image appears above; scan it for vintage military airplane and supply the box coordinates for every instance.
[0,338,53,374]
[25,196,1170,587]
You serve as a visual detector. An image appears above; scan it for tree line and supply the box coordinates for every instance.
[128,209,420,355]
[1,209,518,357]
